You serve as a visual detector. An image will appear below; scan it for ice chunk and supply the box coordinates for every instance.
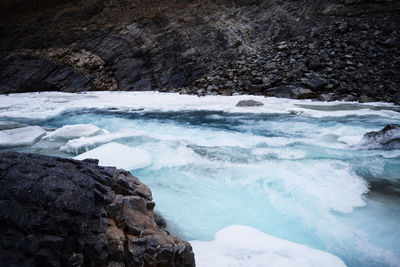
[74,142,151,170]
[0,120,26,130]
[47,124,103,140]
[191,225,346,267]
[0,126,45,148]
[60,128,146,155]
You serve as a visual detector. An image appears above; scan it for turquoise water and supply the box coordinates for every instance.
[3,108,400,266]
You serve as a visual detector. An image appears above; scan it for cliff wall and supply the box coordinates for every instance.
[0,0,399,103]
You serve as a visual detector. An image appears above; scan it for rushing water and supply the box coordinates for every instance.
[1,92,400,266]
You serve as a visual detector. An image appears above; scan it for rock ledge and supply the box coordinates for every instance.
[0,152,195,267]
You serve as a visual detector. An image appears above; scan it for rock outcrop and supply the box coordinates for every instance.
[0,152,195,266]
[360,124,400,149]
[0,0,399,103]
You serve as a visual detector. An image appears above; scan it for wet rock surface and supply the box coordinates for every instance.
[236,100,264,107]
[0,0,399,103]
[0,152,195,266]
[360,124,400,149]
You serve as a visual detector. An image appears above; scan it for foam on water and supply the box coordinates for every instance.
[1,92,400,267]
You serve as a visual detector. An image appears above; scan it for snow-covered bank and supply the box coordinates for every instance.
[191,225,346,267]
[0,91,399,120]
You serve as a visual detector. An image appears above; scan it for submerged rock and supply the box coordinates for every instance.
[236,100,264,107]
[360,124,400,149]
[0,152,195,266]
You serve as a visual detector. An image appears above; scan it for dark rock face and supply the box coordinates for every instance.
[0,54,91,93]
[0,0,399,103]
[360,124,400,149]
[0,152,195,267]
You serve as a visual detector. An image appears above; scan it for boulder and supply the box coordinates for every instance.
[0,152,195,266]
[236,100,264,107]
[359,124,400,149]
[305,77,328,91]
[267,85,313,99]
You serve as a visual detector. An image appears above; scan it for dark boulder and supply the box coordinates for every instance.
[236,100,264,107]
[359,124,400,149]
[304,77,328,91]
[383,37,396,48]
[267,85,313,99]
[0,152,195,267]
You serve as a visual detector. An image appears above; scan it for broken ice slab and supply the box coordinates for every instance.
[0,126,46,149]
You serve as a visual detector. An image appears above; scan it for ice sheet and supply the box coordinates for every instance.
[190,225,346,267]
[0,120,26,130]
[60,128,146,154]
[46,124,104,140]
[0,126,45,148]
[0,91,398,120]
[74,142,151,170]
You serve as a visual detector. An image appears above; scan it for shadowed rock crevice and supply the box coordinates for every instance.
[0,152,195,267]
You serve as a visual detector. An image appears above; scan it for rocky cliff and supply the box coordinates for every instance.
[0,152,195,266]
[0,0,399,103]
